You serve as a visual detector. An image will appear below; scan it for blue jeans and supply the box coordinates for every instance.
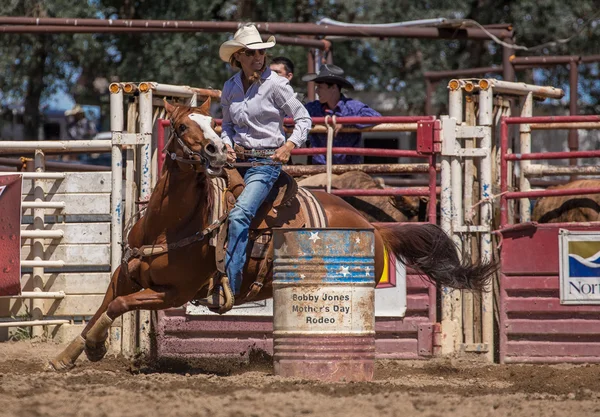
[226,158,281,295]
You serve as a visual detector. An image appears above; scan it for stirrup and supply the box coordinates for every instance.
[196,276,234,314]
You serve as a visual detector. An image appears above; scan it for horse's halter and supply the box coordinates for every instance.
[163,119,207,170]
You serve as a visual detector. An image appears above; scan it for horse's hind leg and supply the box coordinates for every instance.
[49,259,142,371]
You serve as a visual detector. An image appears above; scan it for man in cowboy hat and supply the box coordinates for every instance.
[65,104,97,141]
[303,64,381,165]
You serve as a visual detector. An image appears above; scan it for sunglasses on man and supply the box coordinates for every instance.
[241,48,266,57]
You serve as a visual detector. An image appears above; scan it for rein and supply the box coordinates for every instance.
[123,212,229,261]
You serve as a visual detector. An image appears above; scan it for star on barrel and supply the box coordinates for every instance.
[355,237,361,244]
[308,231,321,243]
[340,266,350,277]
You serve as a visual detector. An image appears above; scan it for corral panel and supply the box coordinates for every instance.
[500,224,600,363]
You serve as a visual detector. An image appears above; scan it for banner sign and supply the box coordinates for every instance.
[559,229,600,305]
[0,174,22,296]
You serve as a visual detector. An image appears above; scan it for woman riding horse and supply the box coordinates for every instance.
[196,24,312,312]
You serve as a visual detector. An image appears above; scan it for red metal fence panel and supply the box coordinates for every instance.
[500,224,600,363]
[0,174,22,296]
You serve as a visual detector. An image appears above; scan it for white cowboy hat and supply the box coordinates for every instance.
[64,104,85,116]
[219,24,276,63]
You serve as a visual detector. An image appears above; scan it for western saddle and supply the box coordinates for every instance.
[208,167,310,307]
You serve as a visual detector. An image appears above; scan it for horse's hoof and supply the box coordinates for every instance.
[47,358,76,372]
[85,340,108,362]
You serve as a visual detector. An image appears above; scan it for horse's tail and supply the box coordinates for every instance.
[374,223,497,291]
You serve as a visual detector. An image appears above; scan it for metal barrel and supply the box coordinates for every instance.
[272,228,376,382]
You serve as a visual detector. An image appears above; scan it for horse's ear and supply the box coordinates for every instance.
[164,100,177,115]
[194,97,211,115]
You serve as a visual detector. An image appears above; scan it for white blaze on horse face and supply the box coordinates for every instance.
[188,113,224,148]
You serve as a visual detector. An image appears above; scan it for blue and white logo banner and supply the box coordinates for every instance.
[559,229,600,305]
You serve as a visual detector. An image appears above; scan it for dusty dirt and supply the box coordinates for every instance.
[1,341,600,417]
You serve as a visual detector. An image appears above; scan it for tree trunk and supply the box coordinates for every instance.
[23,36,48,141]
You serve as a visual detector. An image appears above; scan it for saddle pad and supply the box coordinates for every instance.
[209,176,227,247]
[296,187,328,228]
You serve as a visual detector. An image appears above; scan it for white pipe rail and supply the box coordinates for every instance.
[137,81,221,99]
[0,291,65,299]
[486,79,564,99]
[524,165,600,176]
[21,230,64,238]
[440,84,463,356]
[20,173,66,180]
[110,85,124,275]
[0,319,70,328]
[137,86,154,356]
[22,201,65,209]
[519,93,533,223]
[478,86,494,363]
[0,140,111,153]
[21,260,65,267]
[31,151,45,337]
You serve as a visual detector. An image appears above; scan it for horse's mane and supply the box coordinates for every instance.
[196,172,215,226]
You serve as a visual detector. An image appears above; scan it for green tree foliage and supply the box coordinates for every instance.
[1,0,600,136]
[0,0,109,138]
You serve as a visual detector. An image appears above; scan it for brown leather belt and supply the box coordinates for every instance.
[234,144,277,161]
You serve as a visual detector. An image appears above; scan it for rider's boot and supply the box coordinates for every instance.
[195,276,234,314]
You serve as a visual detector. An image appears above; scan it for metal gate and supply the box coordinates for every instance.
[497,112,600,363]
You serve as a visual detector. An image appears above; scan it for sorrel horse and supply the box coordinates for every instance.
[50,99,497,370]
[531,179,600,223]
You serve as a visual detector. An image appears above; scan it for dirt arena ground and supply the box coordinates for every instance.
[1,340,599,417]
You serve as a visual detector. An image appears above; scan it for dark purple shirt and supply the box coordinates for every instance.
[304,95,381,164]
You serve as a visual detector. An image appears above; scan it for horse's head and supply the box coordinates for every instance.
[164,98,228,176]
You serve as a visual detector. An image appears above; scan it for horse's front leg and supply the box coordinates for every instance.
[49,259,142,371]
[83,284,180,364]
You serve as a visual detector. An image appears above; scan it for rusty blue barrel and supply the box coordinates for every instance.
[272,228,376,382]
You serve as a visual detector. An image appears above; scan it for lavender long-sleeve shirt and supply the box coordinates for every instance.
[305,95,381,164]
[220,68,311,150]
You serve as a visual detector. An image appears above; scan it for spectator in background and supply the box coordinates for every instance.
[303,65,381,165]
[65,105,97,141]
[269,56,294,81]
[270,56,307,104]
[64,104,97,162]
